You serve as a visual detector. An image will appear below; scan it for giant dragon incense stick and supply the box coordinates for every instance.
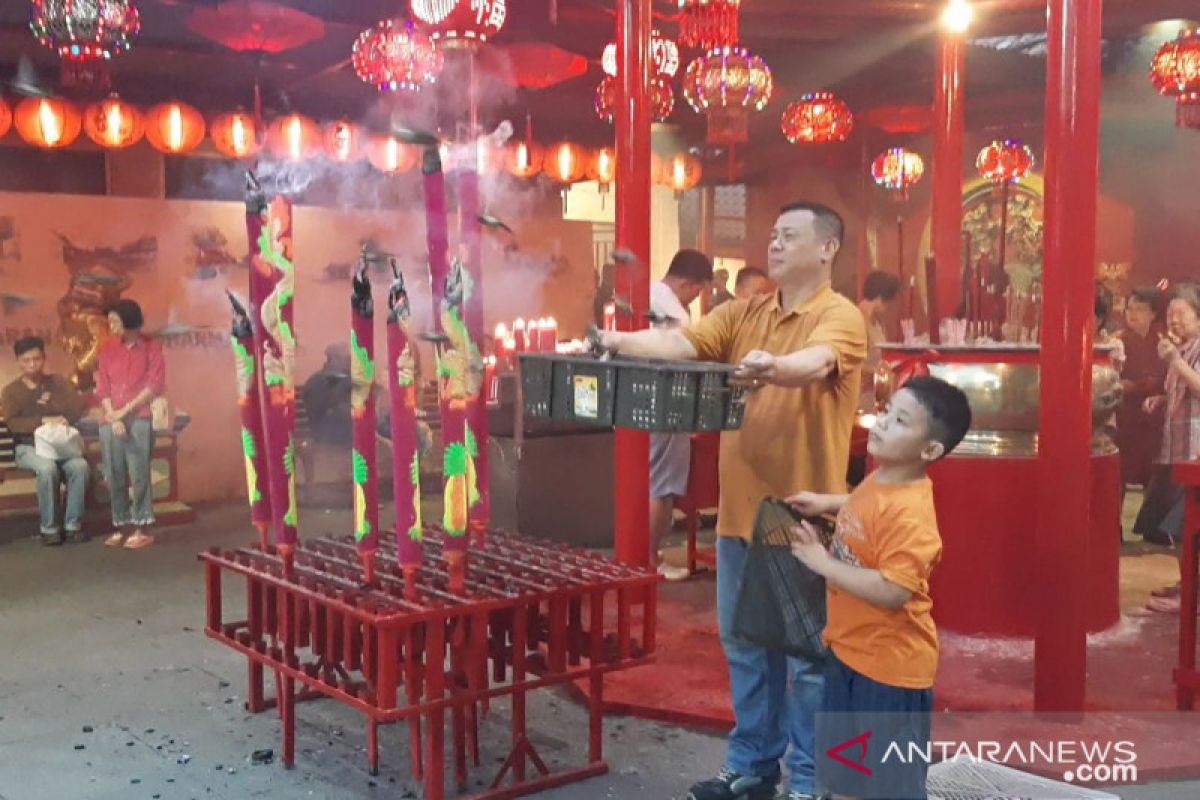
[350,257,379,584]
[386,260,424,598]
[228,290,272,549]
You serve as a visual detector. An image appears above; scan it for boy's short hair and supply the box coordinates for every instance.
[734,266,769,290]
[901,375,972,458]
[665,249,714,283]
[862,270,901,302]
[14,336,45,358]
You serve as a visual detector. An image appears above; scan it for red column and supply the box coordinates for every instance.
[931,29,965,324]
[614,0,652,566]
[1035,0,1103,712]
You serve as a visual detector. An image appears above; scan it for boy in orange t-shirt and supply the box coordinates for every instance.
[789,375,971,800]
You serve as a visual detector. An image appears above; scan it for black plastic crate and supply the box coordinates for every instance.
[520,354,745,432]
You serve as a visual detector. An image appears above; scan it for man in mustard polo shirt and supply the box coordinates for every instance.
[601,202,867,800]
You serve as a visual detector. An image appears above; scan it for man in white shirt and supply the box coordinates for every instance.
[650,249,714,580]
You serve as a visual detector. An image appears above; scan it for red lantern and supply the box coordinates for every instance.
[211,110,263,159]
[871,147,925,197]
[589,146,617,189]
[0,98,11,139]
[781,92,854,144]
[601,30,680,78]
[30,0,140,88]
[268,113,321,161]
[595,74,674,124]
[543,141,587,184]
[410,0,506,48]
[84,94,143,148]
[353,18,442,92]
[324,119,361,163]
[1150,27,1200,129]
[976,139,1035,183]
[661,153,702,194]
[678,0,740,51]
[504,140,543,178]
[144,102,205,154]
[366,135,418,173]
[14,97,82,149]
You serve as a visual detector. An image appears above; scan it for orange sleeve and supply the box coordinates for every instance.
[681,299,745,363]
[805,301,868,379]
[875,509,941,596]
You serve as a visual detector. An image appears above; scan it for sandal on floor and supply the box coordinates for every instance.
[123,531,155,549]
[105,532,125,547]
[1151,583,1182,599]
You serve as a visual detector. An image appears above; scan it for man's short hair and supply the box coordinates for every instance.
[901,375,972,459]
[108,298,145,331]
[734,266,769,290]
[1127,286,1162,317]
[14,336,45,358]
[665,249,714,283]
[863,270,901,302]
[778,201,845,244]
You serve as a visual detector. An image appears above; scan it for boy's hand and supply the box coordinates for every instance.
[790,522,832,576]
[786,491,834,516]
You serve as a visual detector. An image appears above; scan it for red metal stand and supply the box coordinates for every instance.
[613,0,652,567]
[1035,0,1103,713]
[931,28,965,322]
[678,433,720,574]
[201,530,657,800]
[1173,462,1200,710]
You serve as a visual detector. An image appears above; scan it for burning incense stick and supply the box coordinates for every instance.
[350,258,379,584]
[227,290,271,549]
[386,262,423,597]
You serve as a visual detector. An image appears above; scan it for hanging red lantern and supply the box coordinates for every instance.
[267,113,321,161]
[543,141,587,184]
[410,0,506,49]
[589,146,617,189]
[678,0,740,51]
[595,74,674,124]
[0,98,11,139]
[781,92,854,144]
[1150,27,1200,129]
[186,1,324,54]
[144,101,205,154]
[211,110,264,159]
[14,96,82,149]
[83,94,143,148]
[504,140,544,178]
[871,147,925,199]
[601,29,680,78]
[353,18,442,92]
[324,119,361,163]
[683,47,772,113]
[366,135,418,173]
[976,139,1035,183]
[29,0,140,88]
[661,153,702,194]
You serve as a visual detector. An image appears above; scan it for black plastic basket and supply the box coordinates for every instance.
[519,354,746,432]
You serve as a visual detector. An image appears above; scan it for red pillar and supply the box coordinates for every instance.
[614,0,652,566]
[931,29,965,323]
[1035,0,1103,712]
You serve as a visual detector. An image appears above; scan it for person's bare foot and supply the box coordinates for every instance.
[123,530,155,549]
[104,532,125,547]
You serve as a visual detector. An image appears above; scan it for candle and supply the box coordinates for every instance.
[546,316,559,351]
[603,302,616,332]
[227,290,271,550]
[494,322,509,368]
[513,318,527,353]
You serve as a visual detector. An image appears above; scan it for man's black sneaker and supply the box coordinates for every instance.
[687,767,780,800]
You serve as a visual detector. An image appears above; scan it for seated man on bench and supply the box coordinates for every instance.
[0,336,89,545]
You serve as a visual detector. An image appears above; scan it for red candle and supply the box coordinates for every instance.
[494,322,509,368]
[513,318,527,353]
[485,356,497,403]
[545,316,559,352]
[538,318,551,352]
[603,302,616,332]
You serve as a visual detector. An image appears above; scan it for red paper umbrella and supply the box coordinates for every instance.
[187,0,325,54]
[479,43,589,90]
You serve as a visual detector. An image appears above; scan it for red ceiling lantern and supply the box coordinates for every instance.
[860,104,933,135]
[595,74,674,124]
[543,141,587,184]
[324,119,361,163]
[410,0,507,49]
[661,153,703,194]
[186,0,324,54]
[678,0,740,51]
[684,47,772,149]
[1150,27,1200,129]
[366,135,419,174]
[504,140,543,178]
[14,96,82,149]
[588,146,617,190]
[144,101,205,155]
[480,43,588,89]
[602,29,680,78]
[0,98,11,139]
[84,94,143,149]
[29,0,140,88]
[353,18,442,93]
[781,92,854,144]
[268,113,321,161]
[976,139,1035,183]
[871,147,925,199]
[211,110,264,159]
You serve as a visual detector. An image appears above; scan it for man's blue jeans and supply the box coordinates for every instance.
[14,444,88,535]
[717,536,824,795]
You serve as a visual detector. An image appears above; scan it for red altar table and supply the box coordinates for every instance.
[1173,461,1200,710]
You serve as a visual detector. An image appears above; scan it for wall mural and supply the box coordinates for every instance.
[188,226,245,281]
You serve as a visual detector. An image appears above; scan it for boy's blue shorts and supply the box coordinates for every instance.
[816,652,933,800]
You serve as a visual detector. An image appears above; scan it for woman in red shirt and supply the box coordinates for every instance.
[95,299,165,549]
